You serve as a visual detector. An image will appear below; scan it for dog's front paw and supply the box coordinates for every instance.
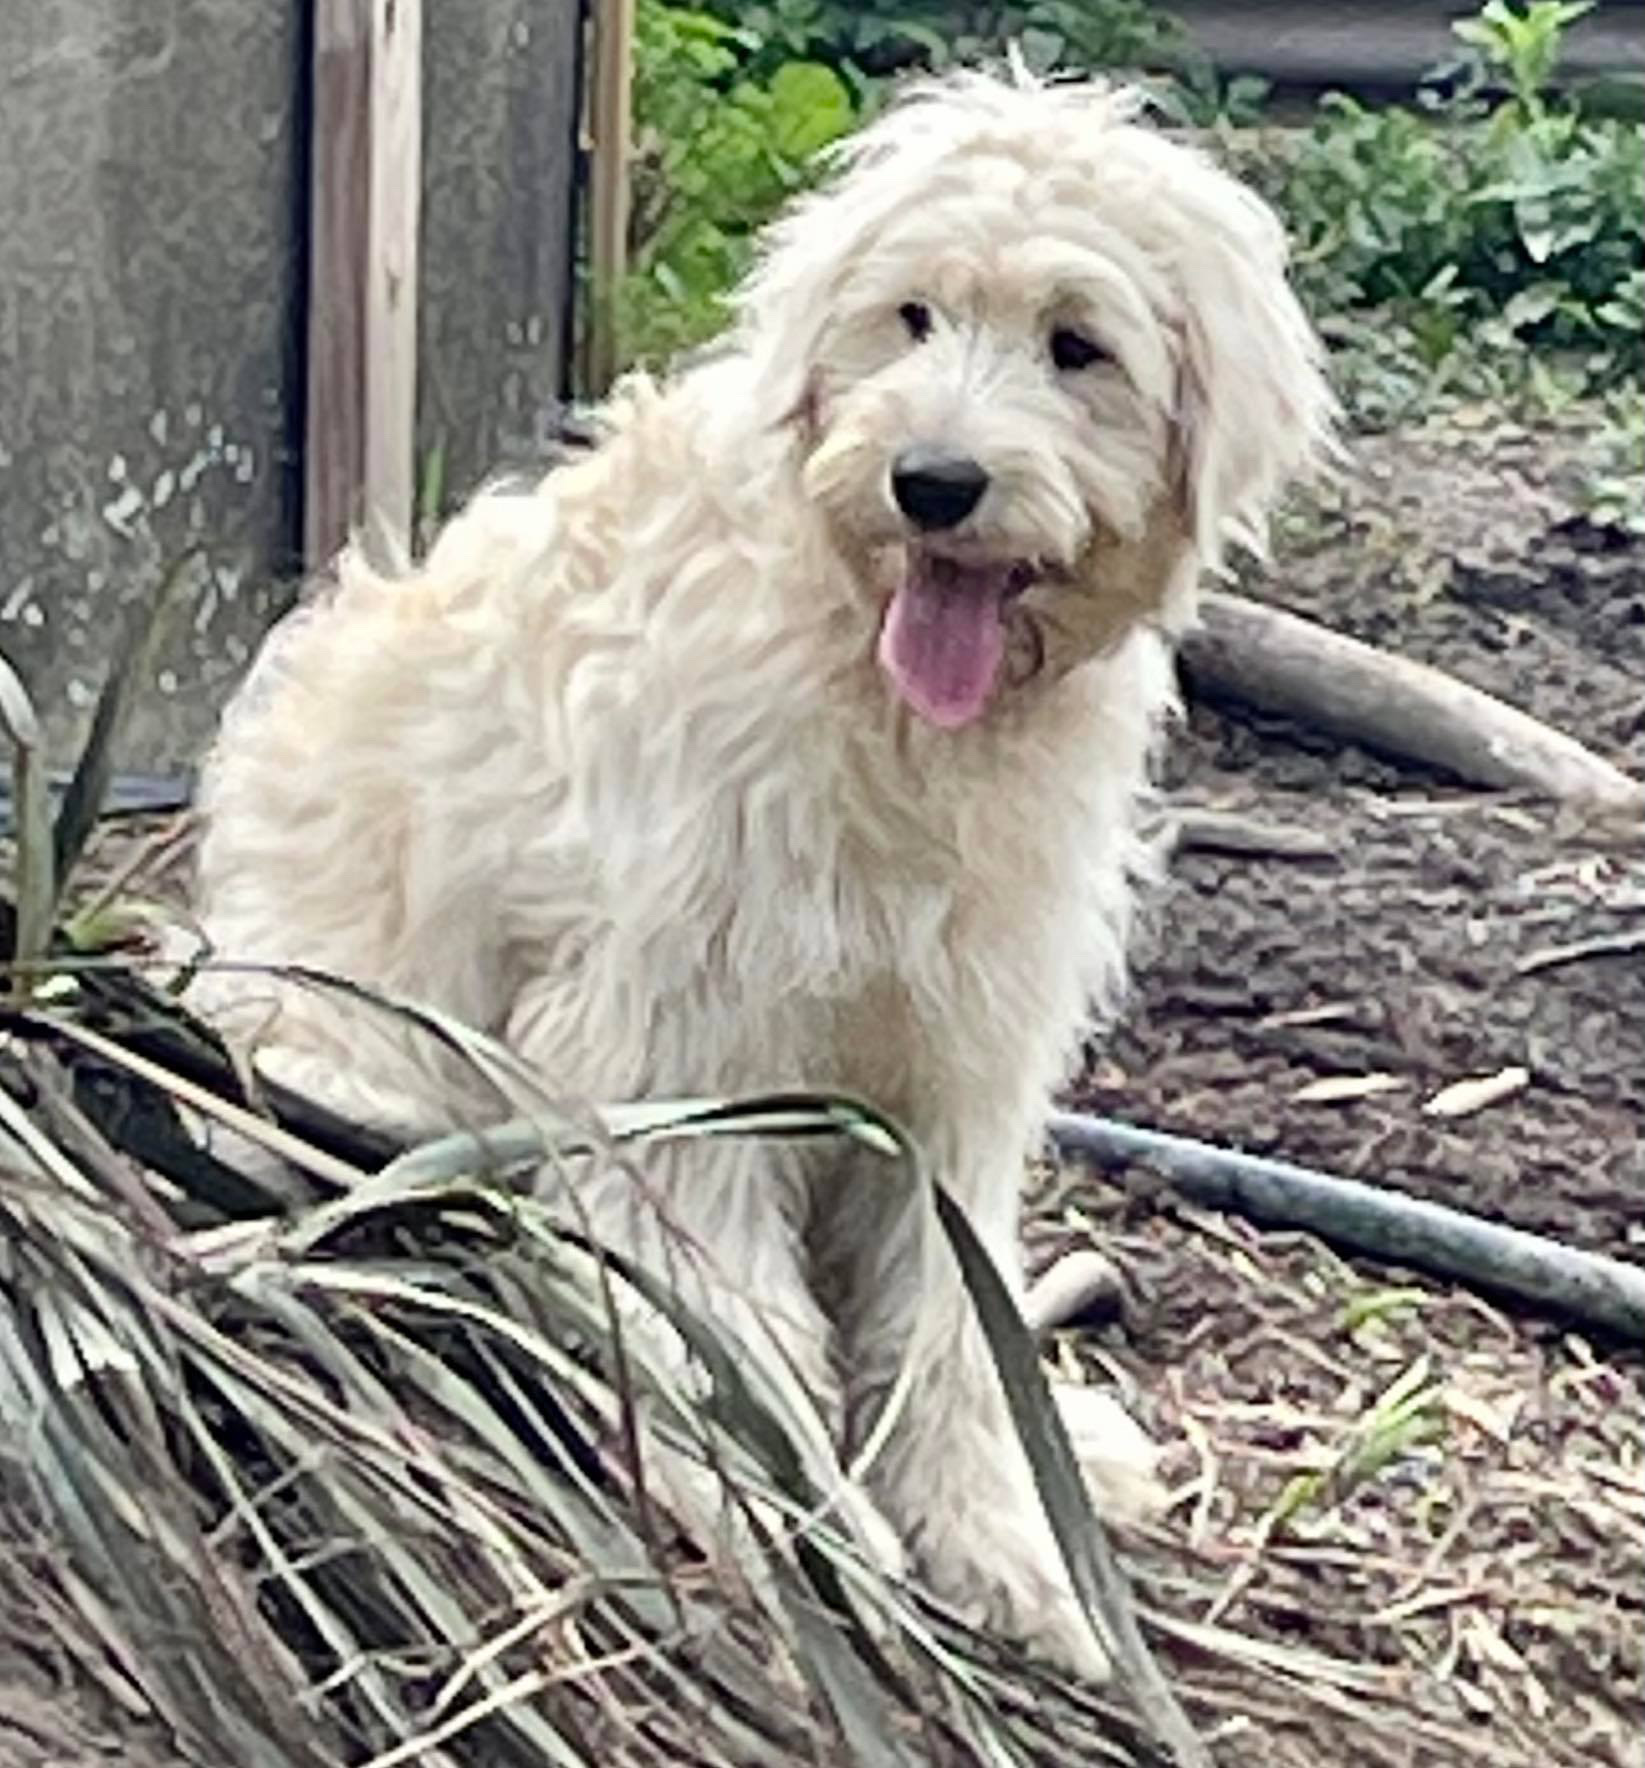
[988,1560,1113,1684]
[1053,1381,1168,1525]
[916,1501,1111,1682]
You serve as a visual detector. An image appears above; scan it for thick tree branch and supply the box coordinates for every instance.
[1183,592,1645,812]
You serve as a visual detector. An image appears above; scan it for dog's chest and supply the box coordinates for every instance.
[621,727,1091,1075]
[694,762,965,1003]
[549,637,1153,1100]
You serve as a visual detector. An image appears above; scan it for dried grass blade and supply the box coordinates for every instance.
[52,547,197,889]
[358,1313,645,1583]
[0,648,56,976]
[763,1548,930,1768]
[933,1188,1209,1768]
[39,1013,368,1190]
[0,1084,104,1202]
[168,1360,434,1745]
[0,1310,306,1767]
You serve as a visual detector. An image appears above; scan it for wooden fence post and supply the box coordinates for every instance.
[365,0,422,562]
[305,0,423,570]
[585,0,636,396]
[305,0,371,571]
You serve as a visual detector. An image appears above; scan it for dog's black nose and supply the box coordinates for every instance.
[891,449,989,531]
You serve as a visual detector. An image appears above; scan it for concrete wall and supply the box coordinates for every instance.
[0,0,305,773]
[0,0,581,776]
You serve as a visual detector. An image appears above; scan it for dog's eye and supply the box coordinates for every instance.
[899,301,933,343]
[1049,327,1108,372]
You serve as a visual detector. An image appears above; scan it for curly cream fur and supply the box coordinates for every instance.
[191,66,1332,1676]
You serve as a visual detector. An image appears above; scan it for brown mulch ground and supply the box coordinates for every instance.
[1039,400,1645,1766]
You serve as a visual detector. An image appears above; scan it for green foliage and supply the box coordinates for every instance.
[1452,0,1595,122]
[697,0,1182,84]
[1261,1358,1446,1536]
[1240,0,1644,422]
[617,0,1193,369]
[619,3,855,366]
[1259,91,1641,329]
[619,0,1644,425]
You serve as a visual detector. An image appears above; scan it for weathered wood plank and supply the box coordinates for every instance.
[1,0,576,771]
[364,0,423,561]
[585,0,636,395]
[305,0,372,570]
[305,0,423,570]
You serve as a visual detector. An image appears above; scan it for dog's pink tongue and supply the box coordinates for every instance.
[877,555,1010,728]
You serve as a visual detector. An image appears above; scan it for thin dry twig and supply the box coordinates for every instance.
[1166,808,1337,862]
[1516,925,1645,974]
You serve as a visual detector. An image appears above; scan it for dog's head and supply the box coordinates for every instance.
[731,66,1334,728]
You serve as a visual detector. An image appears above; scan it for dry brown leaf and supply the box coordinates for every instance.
[1443,1383,1523,1446]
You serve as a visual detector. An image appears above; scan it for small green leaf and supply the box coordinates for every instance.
[1341,1286,1429,1332]
[765,61,853,162]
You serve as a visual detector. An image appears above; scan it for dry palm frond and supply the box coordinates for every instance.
[0,944,1186,1768]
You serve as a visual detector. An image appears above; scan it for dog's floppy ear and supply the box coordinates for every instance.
[737,268,831,433]
[1169,184,1336,571]
[731,109,921,432]
[731,178,862,433]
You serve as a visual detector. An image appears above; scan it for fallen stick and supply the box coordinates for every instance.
[1166,807,1335,861]
[1182,592,1645,813]
[1025,1247,1124,1335]
[1516,924,1645,975]
[1047,1110,1645,1341]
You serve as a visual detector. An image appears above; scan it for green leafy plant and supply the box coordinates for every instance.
[1246,0,1643,420]
[617,0,1202,367]
[1263,1358,1446,1535]
[618,3,856,367]
[618,0,1642,423]
[698,0,1184,84]
[1452,0,1595,123]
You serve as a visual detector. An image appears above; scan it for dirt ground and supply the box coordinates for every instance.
[1100,401,1645,1251]
[1039,400,1645,1765]
[3,403,1641,1767]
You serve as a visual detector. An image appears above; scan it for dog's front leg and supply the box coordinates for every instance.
[829,1133,1137,1682]
[545,1136,906,1583]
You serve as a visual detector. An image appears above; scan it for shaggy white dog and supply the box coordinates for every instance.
[191,67,1332,1677]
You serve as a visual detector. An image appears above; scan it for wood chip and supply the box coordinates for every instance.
[1443,1384,1523,1445]
[1170,807,1337,861]
[1025,1248,1124,1335]
[1422,1067,1530,1120]
[1259,1001,1358,1031]
[1291,1073,1406,1104]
